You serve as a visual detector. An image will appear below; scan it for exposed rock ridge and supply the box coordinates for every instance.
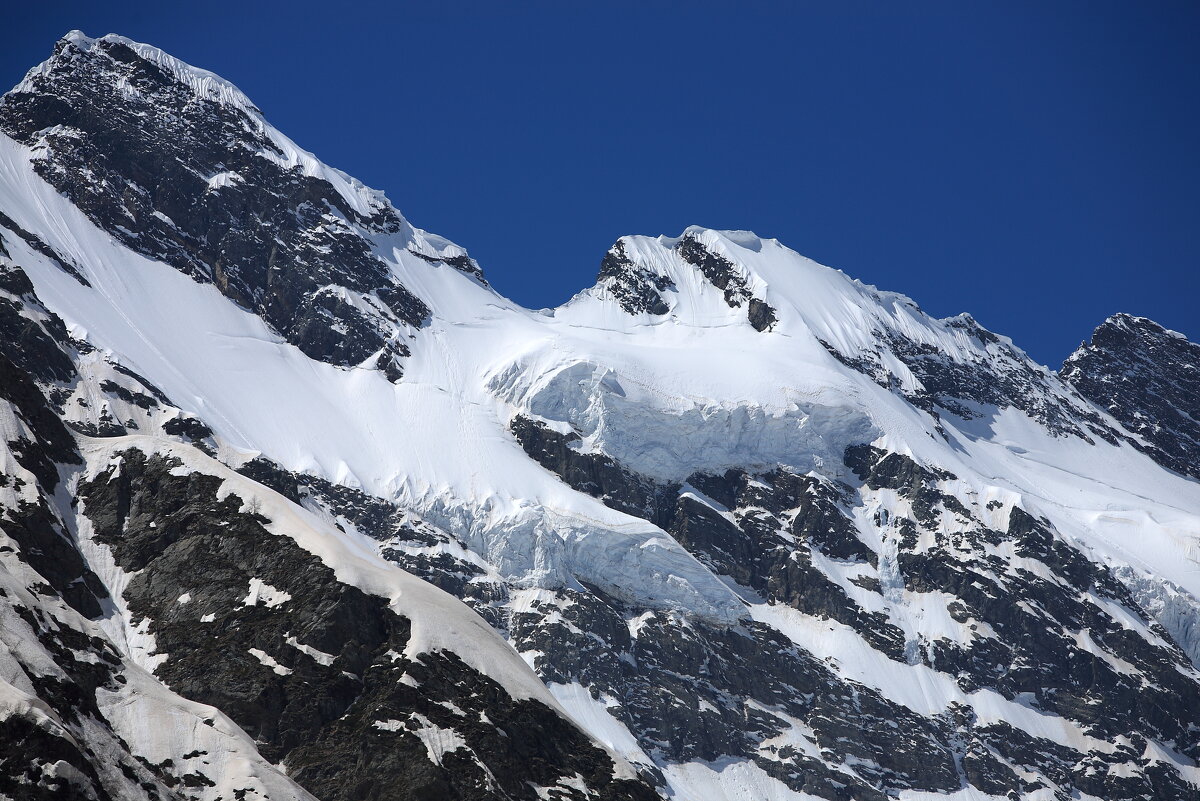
[80,448,656,801]
[1,29,1199,801]
[1062,312,1200,480]
[594,231,778,330]
[0,32,484,381]
[0,239,656,801]
[495,414,1200,800]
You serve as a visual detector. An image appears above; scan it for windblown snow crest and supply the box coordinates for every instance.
[2,30,1200,801]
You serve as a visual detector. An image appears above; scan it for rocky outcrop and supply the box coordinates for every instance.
[0,241,654,800]
[0,33,440,380]
[1062,313,1200,479]
[675,233,776,331]
[2,29,1199,801]
[820,313,1123,443]
[79,449,656,801]
[596,240,675,316]
[502,412,1200,799]
[594,233,777,330]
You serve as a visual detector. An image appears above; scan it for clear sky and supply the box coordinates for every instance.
[5,1,1197,366]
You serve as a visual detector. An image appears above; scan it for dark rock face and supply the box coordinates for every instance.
[1062,313,1200,480]
[0,33,435,380]
[161,415,215,452]
[79,449,656,801]
[511,416,680,528]
[846,446,1200,764]
[818,313,1122,442]
[0,579,179,801]
[675,233,776,331]
[235,456,515,631]
[3,30,1199,801]
[0,341,109,619]
[597,240,674,316]
[237,454,413,543]
[0,353,190,800]
[0,245,78,385]
[595,234,778,330]
[502,414,1200,799]
[0,252,652,798]
[407,247,488,285]
[747,297,778,332]
[0,210,91,287]
[0,715,115,801]
[517,596,962,801]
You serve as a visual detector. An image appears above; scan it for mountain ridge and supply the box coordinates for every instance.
[1,31,1199,801]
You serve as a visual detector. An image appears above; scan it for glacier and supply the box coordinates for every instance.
[0,30,1198,801]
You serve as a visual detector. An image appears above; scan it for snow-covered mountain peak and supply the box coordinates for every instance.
[0,32,494,382]
[525,230,1200,500]
[4,30,1200,801]
[1084,311,1189,342]
[584,226,781,331]
[35,30,264,114]
[584,223,962,344]
[10,30,389,222]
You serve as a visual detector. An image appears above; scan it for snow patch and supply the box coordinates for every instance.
[248,648,292,676]
[285,635,336,666]
[241,577,291,609]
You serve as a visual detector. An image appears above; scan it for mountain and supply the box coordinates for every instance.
[0,31,1198,801]
[1062,313,1200,483]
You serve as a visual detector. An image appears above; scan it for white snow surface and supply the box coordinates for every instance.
[548,682,657,775]
[0,480,315,801]
[3,56,1200,798]
[3,130,1197,628]
[75,434,567,706]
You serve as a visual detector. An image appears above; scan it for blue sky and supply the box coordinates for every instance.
[5,2,1197,365]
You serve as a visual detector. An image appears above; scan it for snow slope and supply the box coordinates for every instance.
[1,30,1199,801]
[4,138,1195,617]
